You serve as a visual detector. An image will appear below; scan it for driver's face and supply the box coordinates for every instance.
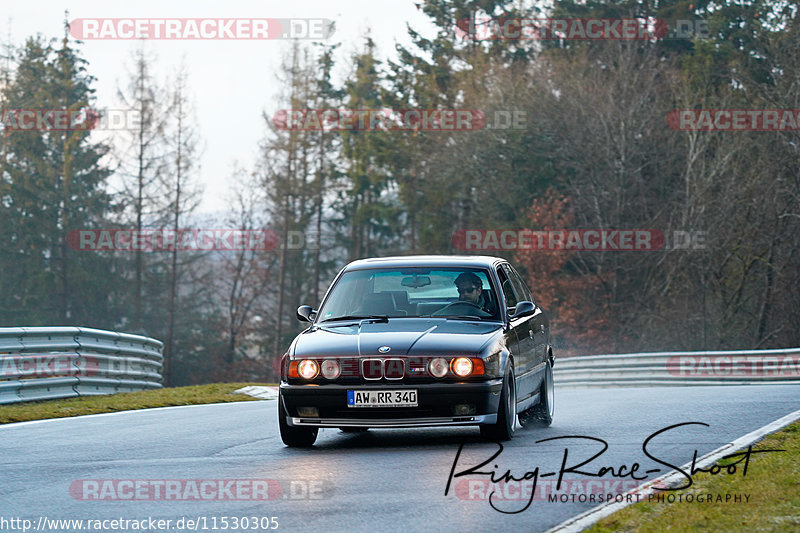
[457,284,481,304]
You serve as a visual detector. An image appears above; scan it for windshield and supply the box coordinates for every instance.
[317,267,501,322]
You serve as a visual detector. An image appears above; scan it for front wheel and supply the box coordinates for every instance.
[278,392,318,447]
[519,357,554,427]
[480,363,516,441]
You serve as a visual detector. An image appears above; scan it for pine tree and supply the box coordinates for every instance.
[0,24,114,326]
[335,37,401,260]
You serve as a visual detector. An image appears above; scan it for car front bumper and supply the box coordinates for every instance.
[279,379,503,428]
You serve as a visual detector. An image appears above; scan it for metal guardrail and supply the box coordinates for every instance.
[0,327,163,404]
[554,347,800,388]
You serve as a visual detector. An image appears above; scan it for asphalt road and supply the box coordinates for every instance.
[2,385,799,533]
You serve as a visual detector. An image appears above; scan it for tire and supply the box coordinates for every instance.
[339,427,369,433]
[519,357,554,427]
[278,392,318,447]
[480,363,516,441]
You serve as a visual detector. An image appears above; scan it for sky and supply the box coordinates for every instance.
[1,1,440,213]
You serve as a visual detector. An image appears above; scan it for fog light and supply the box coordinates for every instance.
[453,404,476,415]
[297,406,319,417]
[298,359,319,379]
[429,357,448,378]
[320,359,341,379]
[452,357,473,377]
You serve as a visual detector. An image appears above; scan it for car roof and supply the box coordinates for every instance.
[343,255,506,271]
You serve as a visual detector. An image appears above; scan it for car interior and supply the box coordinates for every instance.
[354,287,499,318]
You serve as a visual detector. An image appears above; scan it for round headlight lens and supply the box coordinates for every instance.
[429,357,448,378]
[297,359,319,379]
[452,357,473,377]
[320,359,341,379]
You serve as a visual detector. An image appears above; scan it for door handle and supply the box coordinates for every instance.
[529,329,534,338]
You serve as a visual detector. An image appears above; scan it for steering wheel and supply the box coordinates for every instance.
[432,301,492,318]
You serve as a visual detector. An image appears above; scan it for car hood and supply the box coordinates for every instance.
[292,318,503,358]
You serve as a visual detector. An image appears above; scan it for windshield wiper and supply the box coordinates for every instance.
[320,314,389,323]
[443,315,489,321]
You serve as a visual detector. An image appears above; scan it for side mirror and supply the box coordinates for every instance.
[296,305,316,323]
[509,301,535,320]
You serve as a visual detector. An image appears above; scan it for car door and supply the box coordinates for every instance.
[507,264,547,365]
[506,265,546,406]
[507,264,548,402]
[499,264,535,403]
[495,265,520,373]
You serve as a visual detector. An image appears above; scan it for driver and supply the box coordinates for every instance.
[454,272,488,311]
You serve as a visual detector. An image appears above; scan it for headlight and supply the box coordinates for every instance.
[297,359,319,379]
[429,357,448,378]
[320,359,341,379]
[452,357,473,377]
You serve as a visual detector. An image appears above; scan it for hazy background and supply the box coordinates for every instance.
[0,0,438,212]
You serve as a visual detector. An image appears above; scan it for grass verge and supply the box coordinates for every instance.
[0,383,275,425]
[585,421,800,533]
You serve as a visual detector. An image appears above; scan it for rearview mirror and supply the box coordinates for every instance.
[401,275,431,288]
[296,305,316,322]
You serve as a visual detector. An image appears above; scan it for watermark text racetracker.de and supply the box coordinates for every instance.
[452,229,707,251]
[67,229,281,252]
[69,478,330,501]
[69,18,334,40]
[455,17,711,41]
[1,354,99,379]
[1,108,141,132]
[273,109,487,132]
[668,354,800,378]
[667,109,800,131]
[273,108,530,131]
[67,228,340,252]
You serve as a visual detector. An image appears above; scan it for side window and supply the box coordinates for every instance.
[498,266,520,308]
[508,265,533,303]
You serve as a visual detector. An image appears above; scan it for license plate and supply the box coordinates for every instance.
[347,389,418,408]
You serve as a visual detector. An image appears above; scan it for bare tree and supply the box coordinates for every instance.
[114,43,171,330]
[161,60,202,385]
[215,167,277,375]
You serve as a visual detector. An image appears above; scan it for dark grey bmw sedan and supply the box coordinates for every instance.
[278,255,554,447]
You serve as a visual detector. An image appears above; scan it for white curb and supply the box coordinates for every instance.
[233,385,279,400]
